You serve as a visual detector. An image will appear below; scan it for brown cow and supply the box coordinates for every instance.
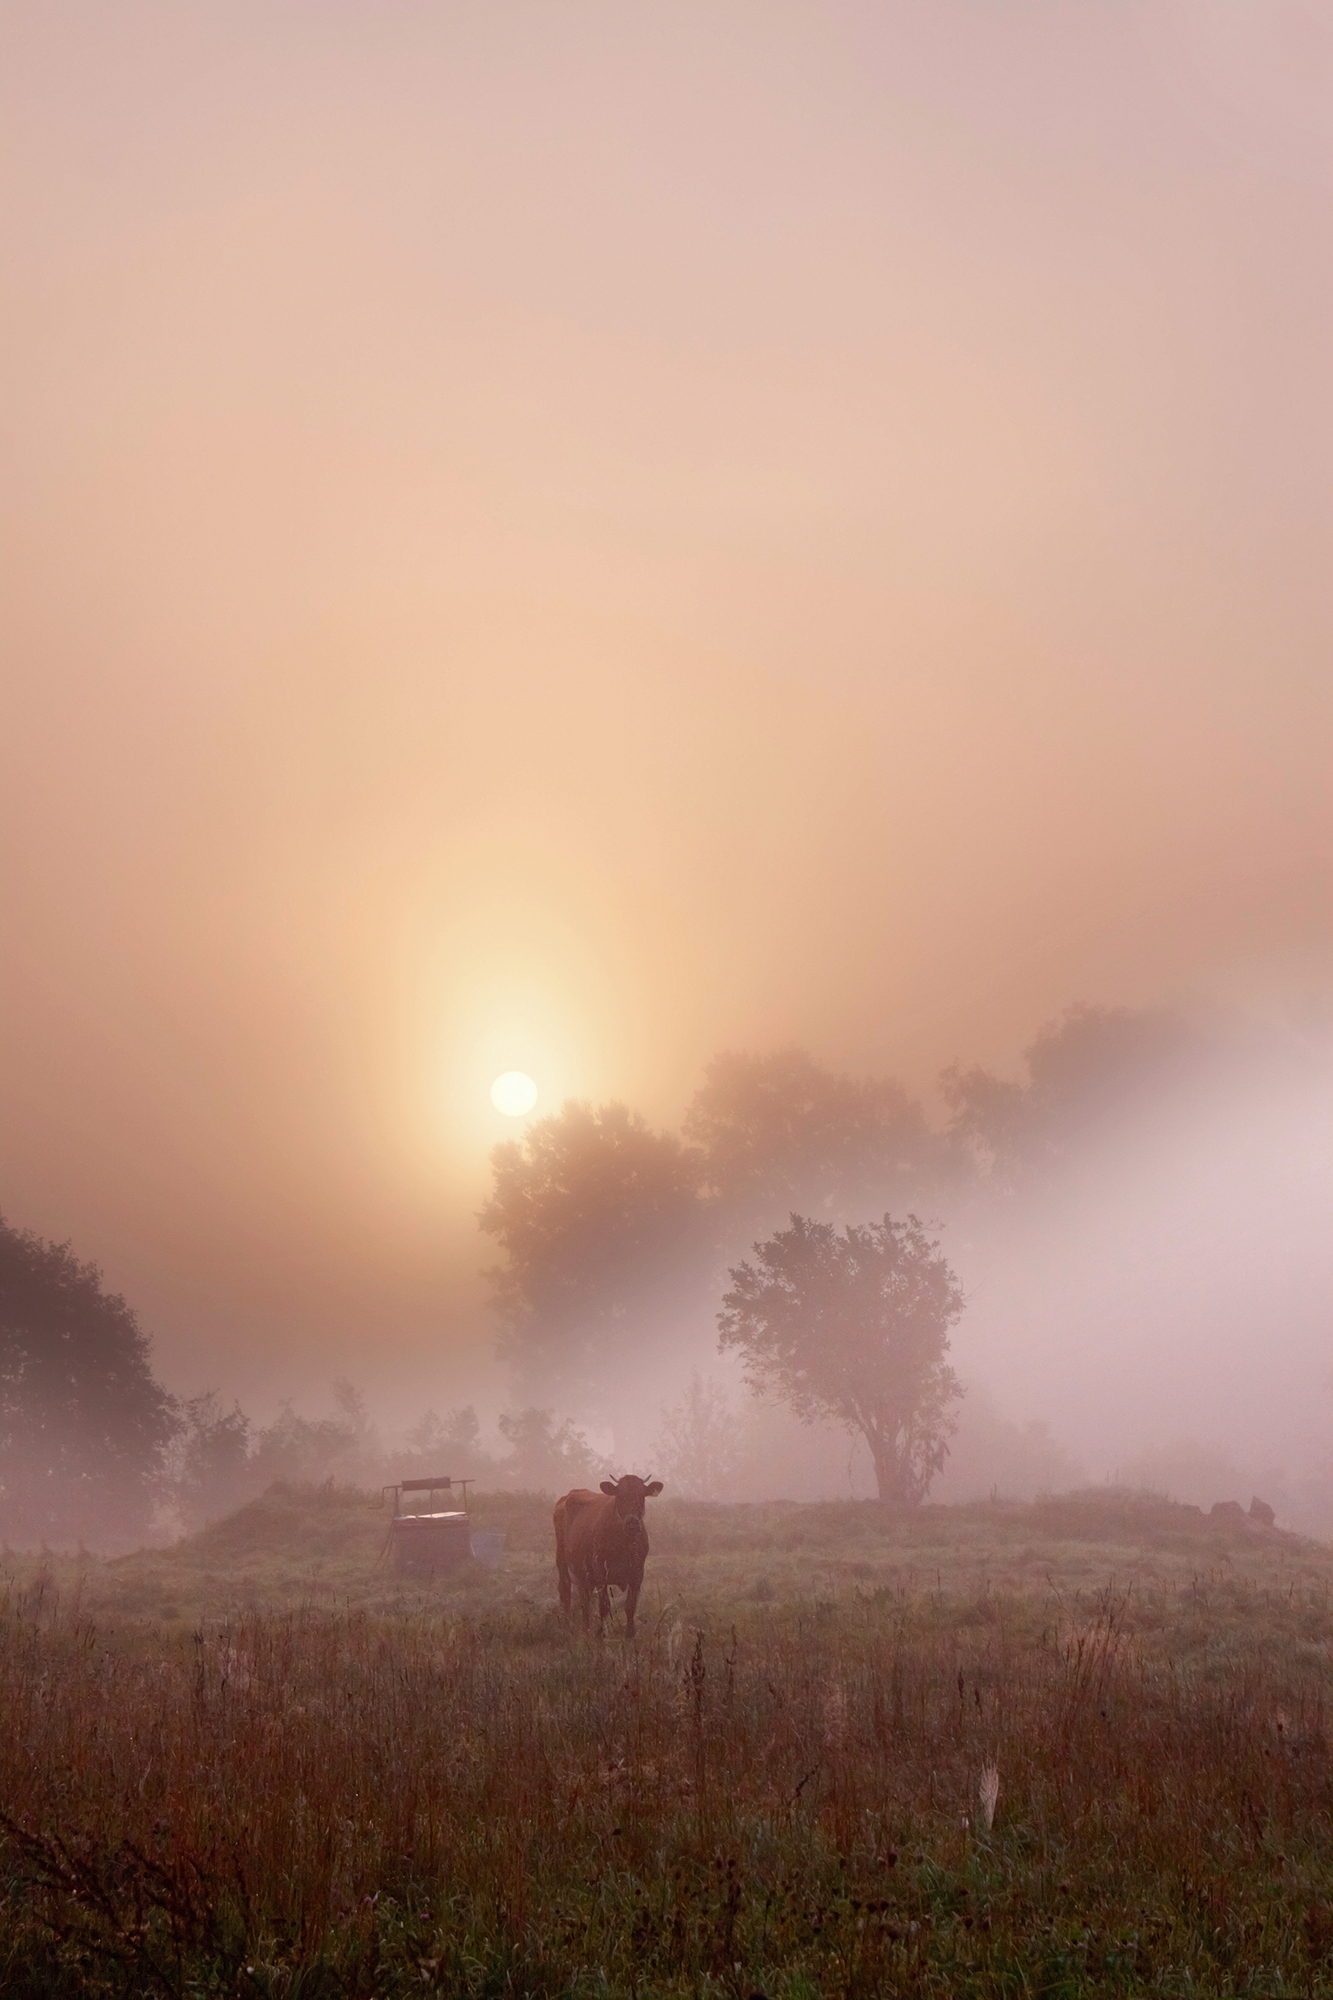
[554,1474,663,1639]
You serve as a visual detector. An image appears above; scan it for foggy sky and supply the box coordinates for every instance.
[2,4,1330,1442]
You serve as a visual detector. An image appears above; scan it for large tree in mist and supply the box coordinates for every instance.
[718,1212,964,1506]
[478,1100,706,1408]
[942,1003,1209,1192]
[685,1048,944,1225]
[0,1217,176,1546]
[478,1056,954,1419]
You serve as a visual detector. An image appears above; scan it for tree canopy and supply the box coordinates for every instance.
[718,1211,964,1505]
[943,1003,1208,1190]
[495,1407,596,1491]
[684,1047,940,1223]
[476,1054,963,1431]
[478,1100,705,1406]
[0,1216,176,1546]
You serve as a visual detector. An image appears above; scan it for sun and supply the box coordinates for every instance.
[490,1071,538,1117]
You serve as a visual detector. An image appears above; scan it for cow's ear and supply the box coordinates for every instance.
[644,1481,663,1498]
[599,1480,618,1497]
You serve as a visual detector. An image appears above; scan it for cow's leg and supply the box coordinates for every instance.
[623,1574,641,1641]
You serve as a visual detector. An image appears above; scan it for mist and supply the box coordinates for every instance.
[947,1026,1333,1484]
[2,5,1330,1546]
[485,1009,1332,1527]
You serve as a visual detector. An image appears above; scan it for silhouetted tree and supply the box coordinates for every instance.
[245,1381,375,1489]
[0,1216,176,1546]
[389,1405,499,1484]
[166,1390,252,1531]
[718,1212,964,1505]
[653,1370,742,1500]
[685,1048,945,1233]
[479,1100,706,1406]
[496,1407,596,1492]
[403,1405,480,1459]
[942,1003,1207,1190]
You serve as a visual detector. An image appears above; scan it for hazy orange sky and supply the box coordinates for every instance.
[2,4,1330,1415]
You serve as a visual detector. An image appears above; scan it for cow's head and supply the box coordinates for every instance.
[600,1473,664,1526]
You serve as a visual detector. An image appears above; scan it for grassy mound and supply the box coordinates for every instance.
[0,1482,1318,1635]
[0,1484,553,1628]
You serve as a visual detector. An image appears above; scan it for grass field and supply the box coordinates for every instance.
[4,1485,1333,1996]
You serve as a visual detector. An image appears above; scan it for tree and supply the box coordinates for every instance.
[718,1212,964,1505]
[0,1216,177,1547]
[942,1003,1207,1191]
[496,1407,596,1492]
[684,1048,939,1225]
[403,1404,481,1460]
[165,1391,252,1531]
[245,1381,375,1490]
[653,1371,742,1500]
[478,1100,706,1407]
[392,1405,500,1485]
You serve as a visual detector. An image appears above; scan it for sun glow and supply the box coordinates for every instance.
[490,1071,538,1117]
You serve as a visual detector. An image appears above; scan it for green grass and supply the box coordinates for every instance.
[3,1485,1333,1996]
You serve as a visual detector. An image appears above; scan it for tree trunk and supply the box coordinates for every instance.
[865,1428,904,1506]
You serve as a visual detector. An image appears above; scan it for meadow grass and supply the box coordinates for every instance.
[4,1486,1333,1996]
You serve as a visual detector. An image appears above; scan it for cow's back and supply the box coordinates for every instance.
[554,1489,612,1611]
[555,1488,608,1561]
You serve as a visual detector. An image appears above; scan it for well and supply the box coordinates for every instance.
[383,1475,474,1575]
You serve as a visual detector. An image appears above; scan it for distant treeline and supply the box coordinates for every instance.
[164,1390,602,1535]
[0,1214,607,1549]
[476,1005,1274,1418]
[0,1205,1080,1549]
[4,1003,1326,1547]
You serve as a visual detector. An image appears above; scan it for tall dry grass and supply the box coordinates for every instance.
[4,1506,1333,1994]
